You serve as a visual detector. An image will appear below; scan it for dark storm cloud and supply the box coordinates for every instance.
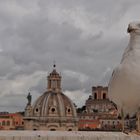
[0,0,140,112]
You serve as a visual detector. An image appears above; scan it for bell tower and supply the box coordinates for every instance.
[47,64,61,92]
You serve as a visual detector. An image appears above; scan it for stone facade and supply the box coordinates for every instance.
[86,86,118,117]
[24,66,78,131]
[78,86,119,130]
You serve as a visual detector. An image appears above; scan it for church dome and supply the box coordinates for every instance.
[32,65,77,118]
[24,65,78,131]
[32,91,77,117]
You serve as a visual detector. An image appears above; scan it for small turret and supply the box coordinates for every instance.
[47,64,62,92]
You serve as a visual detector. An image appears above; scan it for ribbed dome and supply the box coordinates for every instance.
[32,91,77,117]
[24,66,78,131]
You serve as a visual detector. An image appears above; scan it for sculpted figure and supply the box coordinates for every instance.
[27,92,32,105]
[108,22,140,113]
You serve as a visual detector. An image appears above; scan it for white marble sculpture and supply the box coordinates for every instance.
[108,22,140,113]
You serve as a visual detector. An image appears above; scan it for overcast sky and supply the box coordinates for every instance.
[0,0,140,112]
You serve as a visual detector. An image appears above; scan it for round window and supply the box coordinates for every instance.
[51,108,55,112]
[36,108,39,112]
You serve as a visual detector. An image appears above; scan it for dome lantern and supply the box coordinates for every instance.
[47,65,61,92]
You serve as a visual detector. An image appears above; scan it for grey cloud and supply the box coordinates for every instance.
[0,0,140,112]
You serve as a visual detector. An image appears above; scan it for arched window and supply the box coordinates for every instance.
[68,109,71,113]
[2,121,5,126]
[36,108,39,112]
[7,121,10,126]
[94,93,97,99]
[103,93,106,99]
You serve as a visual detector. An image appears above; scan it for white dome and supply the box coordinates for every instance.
[32,91,77,118]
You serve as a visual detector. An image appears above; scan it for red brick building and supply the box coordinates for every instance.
[0,112,24,130]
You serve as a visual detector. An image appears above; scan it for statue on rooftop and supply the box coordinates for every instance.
[27,92,32,105]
